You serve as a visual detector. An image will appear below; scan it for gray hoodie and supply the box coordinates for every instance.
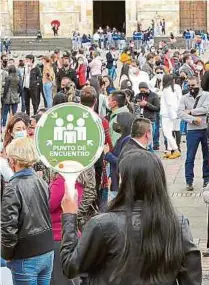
[177,90,209,131]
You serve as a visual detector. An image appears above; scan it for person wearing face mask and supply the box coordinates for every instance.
[201,65,209,91]
[3,115,29,150]
[104,112,135,194]
[135,82,160,151]
[56,54,77,92]
[119,117,151,163]
[23,55,42,116]
[195,59,205,81]
[76,56,86,89]
[129,59,150,96]
[178,76,209,191]
[1,54,8,70]
[142,53,155,80]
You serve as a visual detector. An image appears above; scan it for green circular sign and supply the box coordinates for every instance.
[35,103,105,173]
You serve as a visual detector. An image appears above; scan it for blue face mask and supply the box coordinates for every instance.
[13,130,27,139]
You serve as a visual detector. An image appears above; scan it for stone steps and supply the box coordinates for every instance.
[9,36,186,51]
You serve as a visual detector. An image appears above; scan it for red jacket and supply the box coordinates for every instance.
[77,64,86,86]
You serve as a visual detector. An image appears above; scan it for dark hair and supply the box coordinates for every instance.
[146,53,154,61]
[117,112,135,137]
[102,75,114,89]
[183,54,191,63]
[25,54,34,63]
[120,64,130,81]
[30,114,41,123]
[53,93,68,106]
[163,74,174,92]
[108,150,183,284]
[80,86,97,108]
[3,114,29,149]
[131,118,151,138]
[111,91,126,108]
[18,59,24,67]
[88,77,100,113]
[120,79,133,90]
[8,65,16,75]
[190,49,196,54]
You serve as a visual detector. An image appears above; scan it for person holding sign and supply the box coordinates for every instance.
[60,150,201,284]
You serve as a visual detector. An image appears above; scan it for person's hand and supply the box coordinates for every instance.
[193,117,202,125]
[138,100,147,107]
[104,144,110,154]
[61,182,78,214]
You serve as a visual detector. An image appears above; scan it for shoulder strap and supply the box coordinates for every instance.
[193,96,201,109]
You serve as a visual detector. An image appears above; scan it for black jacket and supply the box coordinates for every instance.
[60,201,202,285]
[106,52,114,69]
[201,71,209,91]
[1,173,53,260]
[119,138,147,164]
[135,91,160,121]
[23,66,42,89]
[56,67,78,91]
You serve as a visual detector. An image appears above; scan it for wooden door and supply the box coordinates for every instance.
[179,0,207,33]
[13,1,40,35]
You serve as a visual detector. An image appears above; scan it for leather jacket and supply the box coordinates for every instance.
[1,171,53,260]
[60,201,202,285]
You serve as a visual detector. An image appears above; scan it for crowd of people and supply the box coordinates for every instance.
[1,30,209,285]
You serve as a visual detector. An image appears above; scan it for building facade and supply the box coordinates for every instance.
[1,0,208,37]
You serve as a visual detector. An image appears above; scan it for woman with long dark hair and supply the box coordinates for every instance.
[60,150,202,285]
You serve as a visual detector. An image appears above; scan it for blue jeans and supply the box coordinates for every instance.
[180,120,187,135]
[7,251,54,285]
[43,82,53,108]
[153,113,160,148]
[2,104,18,126]
[185,129,209,185]
[148,121,156,152]
[108,66,116,80]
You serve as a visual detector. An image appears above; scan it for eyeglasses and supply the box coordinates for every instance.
[156,72,163,74]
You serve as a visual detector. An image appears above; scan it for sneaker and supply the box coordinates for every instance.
[153,146,160,150]
[168,151,181,159]
[202,249,209,257]
[186,184,194,191]
[203,181,209,188]
[163,152,170,158]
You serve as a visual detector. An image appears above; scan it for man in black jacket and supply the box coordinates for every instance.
[56,54,77,91]
[106,47,116,79]
[23,55,41,115]
[119,117,151,163]
[201,70,209,91]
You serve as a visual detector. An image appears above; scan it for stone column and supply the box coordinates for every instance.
[126,0,137,37]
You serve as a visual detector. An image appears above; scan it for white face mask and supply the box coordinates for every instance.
[156,73,163,80]
[13,130,27,139]
[78,60,84,65]
[197,65,203,71]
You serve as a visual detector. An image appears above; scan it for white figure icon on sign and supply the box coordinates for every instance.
[54,118,66,140]
[64,123,77,144]
[74,118,86,141]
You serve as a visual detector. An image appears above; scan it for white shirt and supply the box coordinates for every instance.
[23,65,31,88]
[131,138,147,149]
[129,70,150,96]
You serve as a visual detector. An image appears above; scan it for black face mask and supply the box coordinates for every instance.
[63,63,69,68]
[139,92,149,96]
[113,122,121,134]
[190,87,199,97]
[155,60,161,66]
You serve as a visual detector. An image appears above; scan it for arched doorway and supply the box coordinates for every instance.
[179,0,207,33]
[13,0,40,36]
[93,1,126,32]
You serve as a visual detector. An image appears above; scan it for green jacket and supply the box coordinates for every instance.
[109,106,129,146]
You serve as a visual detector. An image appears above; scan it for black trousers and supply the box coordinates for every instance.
[24,87,40,115]
[51,241,80,285]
